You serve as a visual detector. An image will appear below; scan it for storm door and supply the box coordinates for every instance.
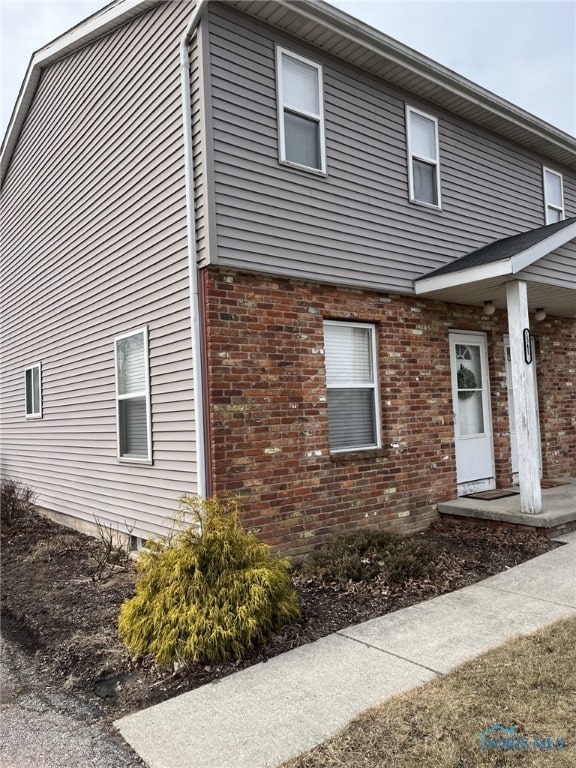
[449,332,495,494]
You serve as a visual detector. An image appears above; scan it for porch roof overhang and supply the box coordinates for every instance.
[413,218,576,318]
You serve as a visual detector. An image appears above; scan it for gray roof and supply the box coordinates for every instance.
[420,216,576,280]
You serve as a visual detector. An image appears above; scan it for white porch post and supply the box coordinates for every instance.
[505,280,542,514]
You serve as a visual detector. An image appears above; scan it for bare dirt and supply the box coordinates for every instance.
[0,510,558,721]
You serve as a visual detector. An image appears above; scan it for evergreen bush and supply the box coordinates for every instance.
[118,495,299,666]
[305,527,437,584]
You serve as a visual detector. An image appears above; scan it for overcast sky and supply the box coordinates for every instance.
[2,0,575,141]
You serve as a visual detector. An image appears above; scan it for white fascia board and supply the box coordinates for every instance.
[510,221,576,272]
[414,259,512,294]
[1,0,156,183]
[414,222,576,294]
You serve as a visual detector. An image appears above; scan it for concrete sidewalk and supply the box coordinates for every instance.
[115,535,576,768]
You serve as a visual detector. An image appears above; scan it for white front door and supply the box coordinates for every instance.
[504,336,541,479]
[449,332,495,494]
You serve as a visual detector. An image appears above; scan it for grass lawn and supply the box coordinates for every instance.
[283,616,576,767]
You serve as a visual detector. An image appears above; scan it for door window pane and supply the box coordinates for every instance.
[458,391,484,436]
[456,344,484,436]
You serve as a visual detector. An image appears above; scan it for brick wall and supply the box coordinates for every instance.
[203,268,576,555]
[535,316,576,477]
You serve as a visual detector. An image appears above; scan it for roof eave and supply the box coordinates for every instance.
[414,220,576,294]
[1,0,160,185]
[230,0,576,168]
[2,0,576,186]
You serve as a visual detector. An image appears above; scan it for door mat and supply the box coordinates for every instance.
[540,480,571,489]
[464,490,520,501]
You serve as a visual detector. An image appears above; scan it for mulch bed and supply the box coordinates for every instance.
[0,510,558,720]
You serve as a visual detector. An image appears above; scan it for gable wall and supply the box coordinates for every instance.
[207,2,576,292]
[0,0,198,539]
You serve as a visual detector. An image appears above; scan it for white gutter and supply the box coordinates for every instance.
[180,0,210,498]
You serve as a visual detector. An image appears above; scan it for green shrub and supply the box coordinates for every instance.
[118,495,299,666]
[305,527,437,585]
[1,478,36,530]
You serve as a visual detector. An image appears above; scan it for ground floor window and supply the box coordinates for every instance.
[114,327,152,462]
[323,320,380,452]
[25,363,42,418]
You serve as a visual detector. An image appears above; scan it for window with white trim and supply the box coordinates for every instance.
[276,47,325,173]
[25,363,42,418]
[114,327,152,462]
[406,106,441,207]
[543,168,564,224]
[323,321,380,452]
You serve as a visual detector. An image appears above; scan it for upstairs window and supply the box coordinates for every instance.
[406,106,441,208]
[323,321,380,452]
[543,168,564,223]
[25,364,42,418]
[114,327,151,462]
[276,47,326,173]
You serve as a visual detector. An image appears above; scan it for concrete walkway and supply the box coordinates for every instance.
[115,534,576,768]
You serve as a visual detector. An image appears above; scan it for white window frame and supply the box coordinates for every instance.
[276,46,326,174]
[324,320,381,453]
[114,326,152,464]
[543,167,564,224]
[406,105,442,209]
[25,363,42,418]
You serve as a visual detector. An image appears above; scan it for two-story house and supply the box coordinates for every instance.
[1,0,575,554]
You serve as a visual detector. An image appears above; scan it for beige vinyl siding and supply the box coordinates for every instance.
[0,0,198,540]
[207,3,576,291]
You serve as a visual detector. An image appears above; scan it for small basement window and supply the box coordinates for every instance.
[25,363,42,418]
[114,327,152,462]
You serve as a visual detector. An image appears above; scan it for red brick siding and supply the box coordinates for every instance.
[203,268,576,554]
[536,317,576,477]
